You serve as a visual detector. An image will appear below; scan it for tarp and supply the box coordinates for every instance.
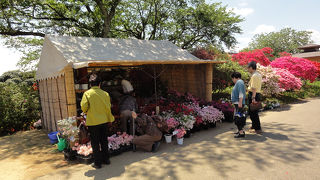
[36,35,215,80]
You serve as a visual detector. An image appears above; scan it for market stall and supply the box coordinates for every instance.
[36,35,222,132]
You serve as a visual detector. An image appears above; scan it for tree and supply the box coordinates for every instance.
[247,28,313,57]
[115,0,243,49]
[1,0,122,71]
[1,0,243,71]
[0,0,121,38]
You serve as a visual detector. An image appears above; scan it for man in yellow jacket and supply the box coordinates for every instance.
[81,74,114,169]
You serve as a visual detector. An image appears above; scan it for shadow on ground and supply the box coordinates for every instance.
[70,120,319,180]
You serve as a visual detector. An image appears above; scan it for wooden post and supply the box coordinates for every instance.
[205,64,213,102]
[64,64,77,117]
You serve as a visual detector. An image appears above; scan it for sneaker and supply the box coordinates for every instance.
[91,163,102,169]
[152,142,161,152]
[234,132,245,138]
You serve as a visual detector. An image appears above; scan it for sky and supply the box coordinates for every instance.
[1,0,320,75]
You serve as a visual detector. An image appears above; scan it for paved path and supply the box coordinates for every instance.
[11,98,320,180]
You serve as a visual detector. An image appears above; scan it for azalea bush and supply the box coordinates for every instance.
[270,56,318,82]
[176,114,196,130]
[257,64,283,96]
[175,127,186,139]
[57,117,79,141]
[108,132,134,151]
[310,61,320,77]
[198,106,224,124]
[72,142,93,156]
[232,47,272,66]
[273,68,302,90]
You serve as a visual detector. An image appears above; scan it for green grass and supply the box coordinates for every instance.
[276,80,320,104]
[214,80,320,104]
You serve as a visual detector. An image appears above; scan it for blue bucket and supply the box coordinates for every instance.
[48,131,59,144]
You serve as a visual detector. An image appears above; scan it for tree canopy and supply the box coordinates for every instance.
[0,0,243,71]
[247,28,313,57]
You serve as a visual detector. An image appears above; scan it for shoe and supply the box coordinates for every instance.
[152,141,161,152]
[102,159,110,165]
[255,129,263,134]
[234,132,245,138]
[91,163,102,169]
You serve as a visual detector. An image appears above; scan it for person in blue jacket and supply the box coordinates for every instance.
[231,72,246,138]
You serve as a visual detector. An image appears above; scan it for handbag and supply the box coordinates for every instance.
[249,101,262,111]
[79,123,90,144]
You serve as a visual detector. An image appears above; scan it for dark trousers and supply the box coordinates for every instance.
[248,92,262,130]
[234,105,246,131]
[88,123,109,166]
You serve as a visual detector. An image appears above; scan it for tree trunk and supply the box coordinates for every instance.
[95,0,121,38]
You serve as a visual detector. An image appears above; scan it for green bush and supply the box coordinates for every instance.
[0,71,40,136]
[212,60,251,92]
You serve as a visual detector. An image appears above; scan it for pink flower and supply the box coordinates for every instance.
[176,127,186,139]
[271,56,318,82]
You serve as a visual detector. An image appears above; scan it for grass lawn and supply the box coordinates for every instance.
[213,80,320,105]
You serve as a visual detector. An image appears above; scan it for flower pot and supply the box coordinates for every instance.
[177,138,184,145]
[77,154,93,164]
[209,121,216,128]
[164,134,172,143]
[184,130,191,138]
[63,149,77,161]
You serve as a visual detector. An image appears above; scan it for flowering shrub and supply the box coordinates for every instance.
[273,68,302,90]
[257,64,284,96]
[310,61,320,77]
[270,56,318,82]
[191,48,215,60]
[195,116,203,125]
[165,117,179,133]
[278,51,292,57]
[176,127,186,139]
[57,117,79,141]
[73,142,93,156]
[176,115,195,130]
[232,47,272,66]
[198,106,224,124]
[108,132,133,150]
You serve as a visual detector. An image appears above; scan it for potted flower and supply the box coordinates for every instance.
[199,106,224,128]
[175,127,186,145]
[164,117,179,143]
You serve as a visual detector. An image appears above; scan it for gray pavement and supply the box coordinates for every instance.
[37,98,320,180]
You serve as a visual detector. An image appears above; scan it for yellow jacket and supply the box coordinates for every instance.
[81,86,114,126]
